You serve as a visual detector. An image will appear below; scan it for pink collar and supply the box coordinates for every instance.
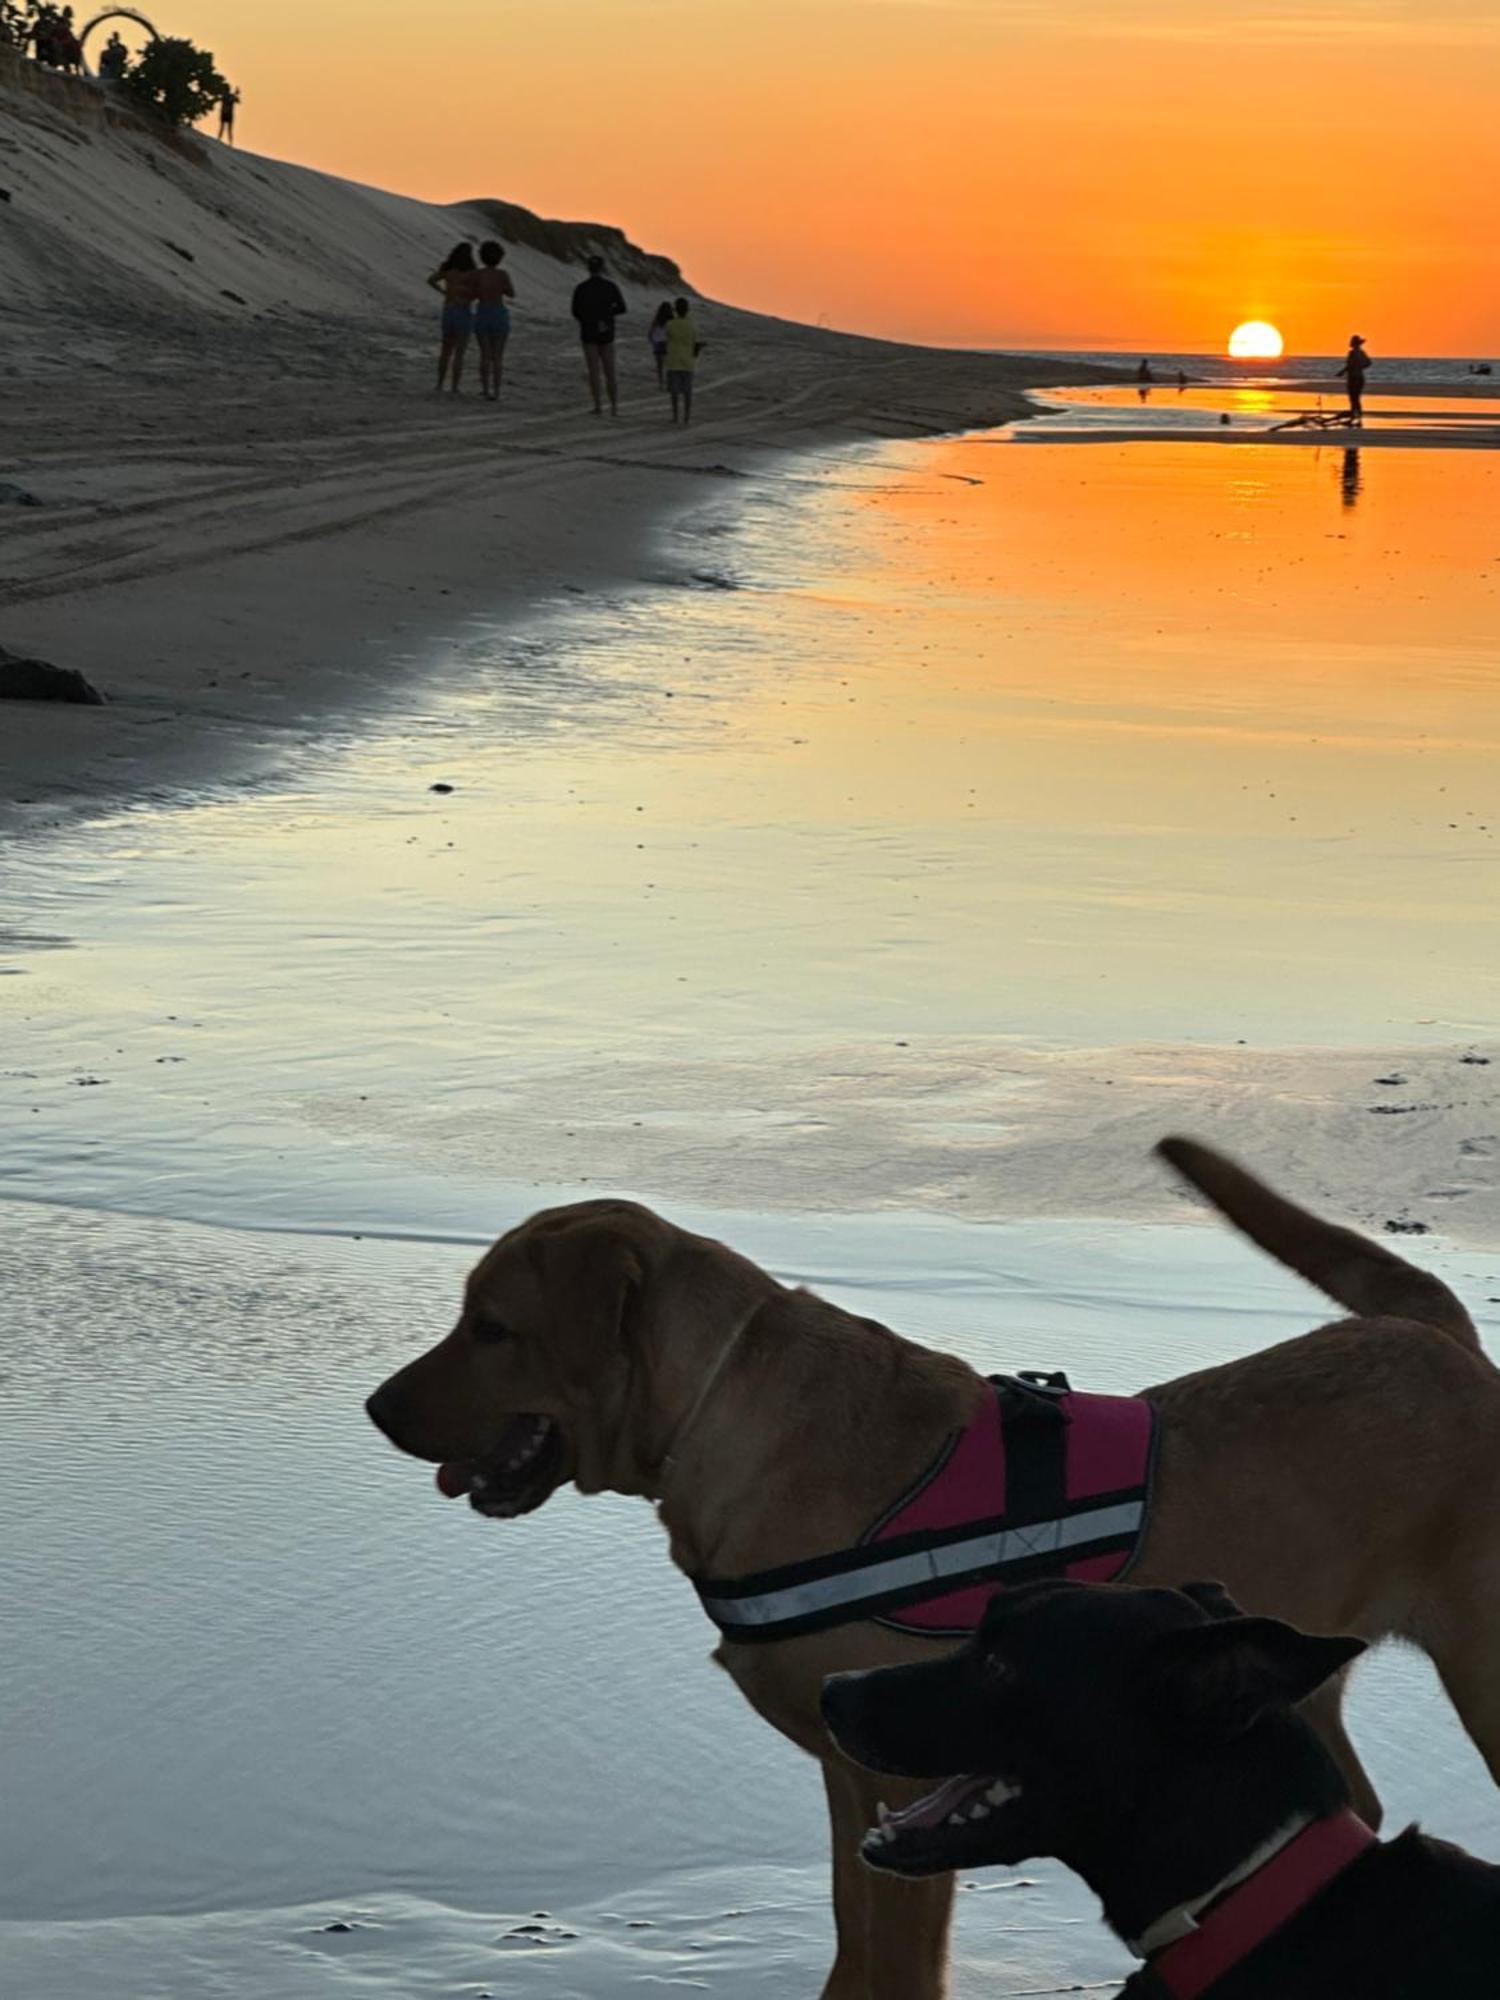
[1137,1810,1378,1998]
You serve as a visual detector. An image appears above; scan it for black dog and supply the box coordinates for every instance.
[821,1579,1500,1997]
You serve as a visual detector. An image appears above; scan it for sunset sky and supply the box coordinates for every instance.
[161,1,1497,353]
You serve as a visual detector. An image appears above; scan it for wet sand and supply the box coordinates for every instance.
[6,418,1500,1996]
[0,349,1100,836]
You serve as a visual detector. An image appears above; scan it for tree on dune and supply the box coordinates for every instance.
[120,34,228,128]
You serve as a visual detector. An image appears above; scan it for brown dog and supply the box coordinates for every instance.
[366,1139,1500,2000]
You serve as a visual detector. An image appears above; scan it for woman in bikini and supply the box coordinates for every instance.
[473,241,517,404]
[427,243,477,395]
[648,302,673,388]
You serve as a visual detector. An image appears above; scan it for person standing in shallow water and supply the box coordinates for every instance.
[664,296,702,425]
[571,254,627,415]
[473,241,516,404]
[427,242,477,395]
[1340,334,1371,421]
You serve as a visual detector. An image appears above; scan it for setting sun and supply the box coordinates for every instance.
[1228,320,1285,360]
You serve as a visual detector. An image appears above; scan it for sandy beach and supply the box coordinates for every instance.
[0,53,1115,834]
[6,42,1500,2000]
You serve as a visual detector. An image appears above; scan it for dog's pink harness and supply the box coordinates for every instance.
[693,1372,1156,1643]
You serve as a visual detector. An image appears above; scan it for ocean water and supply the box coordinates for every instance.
[1022,349,1497,387]
[5,419,1500,1997]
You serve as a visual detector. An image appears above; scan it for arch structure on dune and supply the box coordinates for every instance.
[78,7,161,69]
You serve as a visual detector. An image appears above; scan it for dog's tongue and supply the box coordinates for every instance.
[435,1462,472,1499]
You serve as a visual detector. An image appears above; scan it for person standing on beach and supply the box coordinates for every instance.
[648,302,673,387]
[1340,334,1371,421]
[427,242,477,395]
[473,241,516,404]
[664,296,702,425]
[571,254,627,415]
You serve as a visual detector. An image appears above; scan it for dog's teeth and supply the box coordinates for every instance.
[968,1802,989,1819]
[947,1813,966,1827]
[876,1803,892,1826]
[984,1780,1016,1805]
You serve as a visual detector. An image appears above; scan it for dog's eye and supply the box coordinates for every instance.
[470,1317,515,1344]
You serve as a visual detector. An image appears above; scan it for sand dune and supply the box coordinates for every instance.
[0,55,1111,829]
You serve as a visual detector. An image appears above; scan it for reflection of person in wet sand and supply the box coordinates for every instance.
[1341,448,1362,508]
[473,241,515,404]
[427,242,477,395]
[571,255,628,415]
[1340,334,1370,422]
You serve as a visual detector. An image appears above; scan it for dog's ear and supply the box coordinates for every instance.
[529,1216,645,1393]
[1145,1616,1366,1745]
[1178,1580,1243,1622]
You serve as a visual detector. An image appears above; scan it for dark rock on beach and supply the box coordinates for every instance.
[0,647,106,704]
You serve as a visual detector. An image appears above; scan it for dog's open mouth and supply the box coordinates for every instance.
[859,1772,1023,1877]
[435,1415,567,1518]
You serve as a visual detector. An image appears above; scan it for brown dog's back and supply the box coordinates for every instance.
[1157,1136,1478,1350]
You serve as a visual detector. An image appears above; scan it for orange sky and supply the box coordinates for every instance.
[151,1,1498,353]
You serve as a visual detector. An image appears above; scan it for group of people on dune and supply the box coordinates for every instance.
[427,247,704,423]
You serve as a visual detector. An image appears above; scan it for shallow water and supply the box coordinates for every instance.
[4,430,1500,1237]
[5,423,1500,1996]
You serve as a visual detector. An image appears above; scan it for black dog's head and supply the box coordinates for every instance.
[821,1579,1364,1883]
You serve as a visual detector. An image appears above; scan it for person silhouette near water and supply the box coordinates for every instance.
[571,255,627,415]
[648,302,673,387]
[217,85,239,142]
[473,241,516,403]
[1339,335,1370,422]
[427,241,477,395]
[1137,358,1154,383]
[664,297,702,424]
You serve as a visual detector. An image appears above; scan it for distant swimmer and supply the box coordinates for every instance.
[648,302,673,388]
[664,296,702,425]
[1339,334,1371,422]
[571,254,628,415]
[473,241,516,404]
[427,242,477,396]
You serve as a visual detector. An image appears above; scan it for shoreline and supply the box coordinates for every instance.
[0,346,1115,841]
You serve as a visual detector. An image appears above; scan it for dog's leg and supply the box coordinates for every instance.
[1301,1668,1384,1829]
[1428,1633,1500,1791]
[819,1758,954,1999]
[819,1758,876,1998]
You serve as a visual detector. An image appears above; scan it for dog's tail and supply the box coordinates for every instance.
[1156,1136,1478,1350]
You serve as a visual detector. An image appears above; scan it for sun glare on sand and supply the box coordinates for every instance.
[1228,320,1284,360]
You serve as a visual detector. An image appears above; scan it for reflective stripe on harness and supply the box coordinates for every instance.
[691,1373,1157,1645]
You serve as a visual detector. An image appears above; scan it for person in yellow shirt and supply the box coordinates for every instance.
[663,297,703,425]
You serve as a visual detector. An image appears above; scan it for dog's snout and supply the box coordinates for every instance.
[365,1382,403,1444]
[820,1668,872,1735]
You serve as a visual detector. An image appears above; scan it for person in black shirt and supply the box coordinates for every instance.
[1340,335,1370,422]
[571,255,628,415]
